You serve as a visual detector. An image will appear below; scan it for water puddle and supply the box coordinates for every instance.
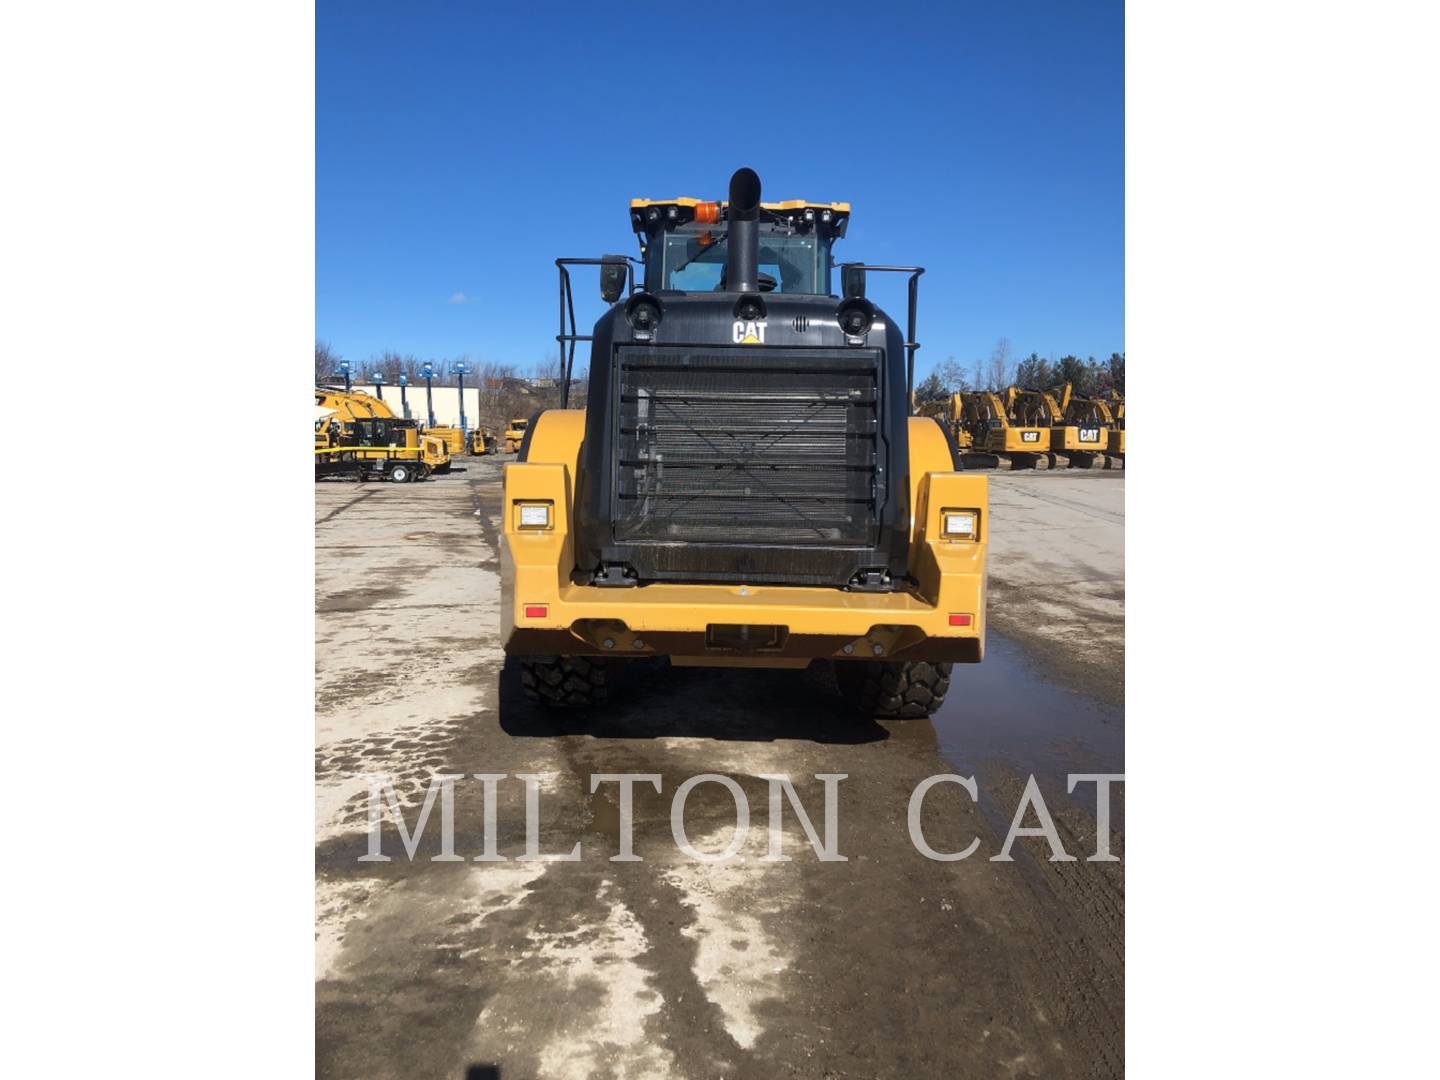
[926,632,1124,788]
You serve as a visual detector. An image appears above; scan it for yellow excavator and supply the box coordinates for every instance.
[959,389,1052,466]
[1011,384,1105,466]
[1104,389,1125,460]
[315,386,386,448]
[1061,385,1123,468]
[916,393,974,455]
[315,387,450,482]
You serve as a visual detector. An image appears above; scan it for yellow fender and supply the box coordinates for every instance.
[520,409,585,471]
[501,410,585,642]
[907,416,957,548]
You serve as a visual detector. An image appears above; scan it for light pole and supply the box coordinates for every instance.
[370,371,385,404]
[422,362,436,428]
[336,359,352,393]
[454,362,469,437]
[397,374,410,419]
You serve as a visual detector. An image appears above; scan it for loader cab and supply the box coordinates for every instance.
[349,417,418,449]
[631,198,850,296]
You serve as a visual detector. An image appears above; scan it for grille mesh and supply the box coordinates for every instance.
[614,347,880,544]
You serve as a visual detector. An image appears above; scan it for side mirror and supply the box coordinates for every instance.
[599,256,628,303]
[841,265,866,299]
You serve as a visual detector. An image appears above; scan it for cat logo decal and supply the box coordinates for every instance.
[732,319,767,344]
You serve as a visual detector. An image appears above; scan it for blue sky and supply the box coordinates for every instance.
[317,1,1123,378]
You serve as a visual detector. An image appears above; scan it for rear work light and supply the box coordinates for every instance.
[941,509,979,540]
[515,502,552,530]
[523,604,548,619]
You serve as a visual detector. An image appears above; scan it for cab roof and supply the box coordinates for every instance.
[630,197,851,212]
[629,197,850,240]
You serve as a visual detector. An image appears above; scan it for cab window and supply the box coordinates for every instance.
[660,229,827,294]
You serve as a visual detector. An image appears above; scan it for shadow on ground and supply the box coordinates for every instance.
[498,656,891,745]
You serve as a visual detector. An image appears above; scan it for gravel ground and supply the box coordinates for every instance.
[315,456,1124,1079]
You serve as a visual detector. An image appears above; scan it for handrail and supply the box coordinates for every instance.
[555,257,639,408]
[835,263,925,412]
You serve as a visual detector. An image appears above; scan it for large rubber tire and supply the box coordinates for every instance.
[520,655,611,707]
[836,660,952,718]
[388,463,412,483]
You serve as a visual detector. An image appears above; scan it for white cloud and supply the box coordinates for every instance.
[447,291,467,305]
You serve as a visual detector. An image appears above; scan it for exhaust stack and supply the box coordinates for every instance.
[725,167,761,293]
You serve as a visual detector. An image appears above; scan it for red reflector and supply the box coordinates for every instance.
[523,605,548,619]
[948,613,973,627]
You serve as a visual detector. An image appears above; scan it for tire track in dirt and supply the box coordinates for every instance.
[984,766,1125,1077]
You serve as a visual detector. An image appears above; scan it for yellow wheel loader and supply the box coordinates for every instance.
[502,418,529,454]
[501,169,988,717]
[314,387,450,482]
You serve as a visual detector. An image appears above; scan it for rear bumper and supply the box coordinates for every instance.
[504,579,985,662]
[501,463,987,664]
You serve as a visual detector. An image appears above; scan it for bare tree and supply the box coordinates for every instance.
[315,340,341,384]
[477,361,511,421]
[984,337,1014,391]
[379,350,406,384]
[934,355,969,394]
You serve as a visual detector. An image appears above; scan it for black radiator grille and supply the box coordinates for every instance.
[613,347,881,545]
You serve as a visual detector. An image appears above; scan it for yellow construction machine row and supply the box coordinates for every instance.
[919,384,1124,470]
[315,387,451,482]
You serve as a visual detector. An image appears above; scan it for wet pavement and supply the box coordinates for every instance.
[316,458,1125,1079]
[933,632,1123,794]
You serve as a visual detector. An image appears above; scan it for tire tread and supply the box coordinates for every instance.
[520,655,611,707]
[836,659,953,718]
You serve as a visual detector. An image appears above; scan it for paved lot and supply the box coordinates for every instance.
[316,459,1124,1080]
[987,470,1125,704]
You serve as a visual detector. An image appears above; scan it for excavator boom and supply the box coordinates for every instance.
[315,386,396,421]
